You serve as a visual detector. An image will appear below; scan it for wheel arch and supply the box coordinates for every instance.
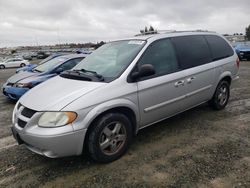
[81,100,139,154]
[87,106,137,135]
[80,98,138,137]
[217,71,232,86]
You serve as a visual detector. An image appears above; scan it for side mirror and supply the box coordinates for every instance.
[131,64,155,81]
[54,68,64,74]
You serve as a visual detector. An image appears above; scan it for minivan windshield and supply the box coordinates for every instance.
[72,40,146,81]
[34,56,68,72]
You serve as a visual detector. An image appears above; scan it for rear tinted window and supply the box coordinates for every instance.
[205,35,234,61]
[171,35,212,69]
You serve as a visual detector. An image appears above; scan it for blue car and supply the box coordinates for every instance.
[234,43,250,61]
[16,53,68,73]
[3,54,87,100]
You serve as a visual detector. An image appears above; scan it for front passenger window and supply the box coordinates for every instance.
[138,39,179,77]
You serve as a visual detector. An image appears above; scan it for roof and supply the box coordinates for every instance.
[117,30,218,42]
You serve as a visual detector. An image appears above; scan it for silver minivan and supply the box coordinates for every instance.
[11,31,239,162]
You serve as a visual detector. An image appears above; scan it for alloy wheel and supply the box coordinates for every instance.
[99,122,127,156]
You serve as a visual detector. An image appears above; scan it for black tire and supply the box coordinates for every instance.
[0,65,5,69]
[209,80,230,110]
[20,63,26,67]
[87,113,132,163]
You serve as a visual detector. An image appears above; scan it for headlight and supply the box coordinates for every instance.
[14,82,33,88]
[38,112,77,127]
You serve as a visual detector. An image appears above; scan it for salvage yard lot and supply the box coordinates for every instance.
[0,62,250,187]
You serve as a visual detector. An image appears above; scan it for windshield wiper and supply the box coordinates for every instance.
[33,69,42,73]
[73,69,104,81]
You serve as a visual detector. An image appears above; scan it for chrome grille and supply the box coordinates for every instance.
[16,103,37,129]
[17,118,27,128]
[21,107,36,118]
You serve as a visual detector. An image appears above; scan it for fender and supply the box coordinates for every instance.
[217,71,232,85]
[210,70,232,97]
[76,98,140,133]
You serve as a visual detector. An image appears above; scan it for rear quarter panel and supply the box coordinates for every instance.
[213,53,239,93]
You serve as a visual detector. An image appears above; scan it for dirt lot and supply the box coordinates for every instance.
[0,62,250,188]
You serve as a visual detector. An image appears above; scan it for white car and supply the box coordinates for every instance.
[0,58,30,69]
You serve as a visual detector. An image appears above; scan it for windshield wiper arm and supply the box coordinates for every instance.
[33,69,42,73]
[73,69,104,81]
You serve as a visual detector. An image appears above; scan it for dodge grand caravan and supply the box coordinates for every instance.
[11,31,239,163]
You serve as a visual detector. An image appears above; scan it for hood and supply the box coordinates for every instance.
[239,48,250,52]
[19,76,106,111]
[7,71,38,83]
[19,73,56,84]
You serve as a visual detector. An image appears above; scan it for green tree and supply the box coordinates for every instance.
[140,26,157,35]
[149,26,154,32]
[11,49,16,54]
[148,25,157,34]
[246,25,250,40]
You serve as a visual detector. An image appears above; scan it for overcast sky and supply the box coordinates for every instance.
[0,0,249,47]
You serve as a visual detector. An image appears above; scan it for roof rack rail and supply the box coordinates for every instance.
[135,30,175,36]
[174,30,216,33]
[135,29,216,36]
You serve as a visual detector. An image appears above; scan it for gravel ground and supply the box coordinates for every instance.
[0,61,249,188]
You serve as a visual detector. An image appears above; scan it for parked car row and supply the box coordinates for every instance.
[3,54,87,100]
[15,53,69,73]
[2,31,239,163]
[20,49,93,61]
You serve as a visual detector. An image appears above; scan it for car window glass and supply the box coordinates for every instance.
[138,39,179,76]
[171,35,212,69]
[34,56,68,72]
[73,40,146,80]
[205,35,234,61]
[6,59,13,63]
[58,58,84,71]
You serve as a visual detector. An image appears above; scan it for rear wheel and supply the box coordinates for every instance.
[209,80,230,110]
[20,63,26,67]
[87,113,132,163]
[0,65,5,69]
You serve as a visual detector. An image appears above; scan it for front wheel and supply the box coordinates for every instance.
[20,63,26,67]
[87,113,132,163]
[209,80,230,110]
[0,65,5,69]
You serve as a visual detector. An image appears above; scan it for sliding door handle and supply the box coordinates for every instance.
[187,76,195,83]
[174,80,185,87]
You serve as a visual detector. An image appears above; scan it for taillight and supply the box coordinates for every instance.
[236,57,240,69]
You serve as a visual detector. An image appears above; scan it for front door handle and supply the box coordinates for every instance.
[187,76,195,84]
[174,80,185,87]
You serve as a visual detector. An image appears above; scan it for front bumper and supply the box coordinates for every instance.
[12,124,87,158]
[2,85,29,100]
